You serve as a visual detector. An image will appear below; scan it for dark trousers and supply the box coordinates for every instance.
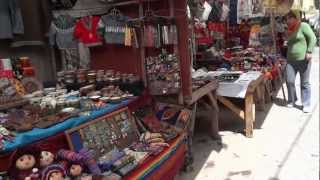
[285,60,311,107]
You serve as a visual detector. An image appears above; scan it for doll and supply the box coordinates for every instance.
[41,164,67,180]
[40,151,56,168]
[57,149,101,176]
[68,162,89,180]
[9,147,41,180]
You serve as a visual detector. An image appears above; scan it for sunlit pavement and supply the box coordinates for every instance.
[176,47,319,180]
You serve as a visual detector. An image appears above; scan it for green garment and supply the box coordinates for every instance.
[287,22,317,61]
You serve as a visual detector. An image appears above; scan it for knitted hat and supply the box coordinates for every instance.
[41,164,66,180]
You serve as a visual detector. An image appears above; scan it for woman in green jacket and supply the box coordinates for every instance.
[285,10,317,113]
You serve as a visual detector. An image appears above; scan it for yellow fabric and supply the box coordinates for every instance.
[124,26,132,46]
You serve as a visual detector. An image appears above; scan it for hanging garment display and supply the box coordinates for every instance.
[124,25,132,46]
[144,25,155,48]
[11,0,52,47]
[60,48,80,70]
[50,0,78,10]
[220,3,230,22]
[0,0,24,39]
[74,16,103,47]
[208,0,223,22]
[194,22,213,45]
[98,13,130,45]
[78,42,91,69]
[169,24,178,45]
[201,1,212,22]
[249,24,262,47]
[237,0,252,23]
[49,14,78,49]
[229,0,238,25]
[251,0,265,18]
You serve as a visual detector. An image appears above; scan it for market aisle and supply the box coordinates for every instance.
[176,47,319,180]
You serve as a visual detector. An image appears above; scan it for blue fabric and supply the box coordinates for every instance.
[3,100,131,152]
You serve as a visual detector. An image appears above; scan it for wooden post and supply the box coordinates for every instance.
[245,94,254,138]
[207,91,220,139]
[139,2,147,87]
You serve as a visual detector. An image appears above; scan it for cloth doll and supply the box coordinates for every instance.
[40,151,56,168]
[41,164,67,180]
[9,147,41,180]
[57,149,101,175]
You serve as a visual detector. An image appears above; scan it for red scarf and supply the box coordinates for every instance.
[288,20,300,35]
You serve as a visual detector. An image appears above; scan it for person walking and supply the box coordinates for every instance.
[285,10,317,113]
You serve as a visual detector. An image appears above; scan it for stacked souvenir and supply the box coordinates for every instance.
[57,69,140,86]
[0,77,28,110]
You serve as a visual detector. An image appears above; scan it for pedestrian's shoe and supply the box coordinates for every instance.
[303,106,312,113]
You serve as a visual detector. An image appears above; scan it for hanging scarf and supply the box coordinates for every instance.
[287,20,300,35]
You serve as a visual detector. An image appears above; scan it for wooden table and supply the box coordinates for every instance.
[217,75,267,138]
[153,80,220,168]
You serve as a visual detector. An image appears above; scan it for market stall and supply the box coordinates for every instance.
[189,0,288,137]
[0,0,201,179]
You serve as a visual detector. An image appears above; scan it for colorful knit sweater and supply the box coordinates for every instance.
[287,22,317,61]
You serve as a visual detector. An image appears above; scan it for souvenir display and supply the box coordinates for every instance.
[146,49,181,95]
[65,108,139,157]
[218,73,242,82]
[57,69,140,87]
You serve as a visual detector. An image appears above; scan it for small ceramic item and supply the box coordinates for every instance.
[109,96,121,104]
[90,95,101,102]
[61,107,76,114]
[44,87,56,95]
[87,73,97,84]
[100,97,110,103]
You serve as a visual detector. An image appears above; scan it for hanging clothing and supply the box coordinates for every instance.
[208,1,222,22]
[11,0,52,47]
[144,25,155,47]
[78,42,91,69]
[98,14,130,44]
[0,0,24,39]
[237,0,251,23]
[49,15,78,49]
[74,16,102,47]
[60,48,79,70]
[169,24,178,45]
[51,0,78,10]
[220,3,230,22]
[229,0,238,25]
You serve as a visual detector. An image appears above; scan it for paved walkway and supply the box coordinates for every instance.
[177,48,319,180]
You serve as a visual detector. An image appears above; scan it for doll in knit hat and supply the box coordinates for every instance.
[41,164,67,180]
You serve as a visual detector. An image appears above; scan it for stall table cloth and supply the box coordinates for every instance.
[2,99,133,152]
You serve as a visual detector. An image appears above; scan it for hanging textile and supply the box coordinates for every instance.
[11,0,52,47]
[229,0,238,25]
[208,1,223,22]
[74,16,102,47]
[98,13,130,45]
[49,15,78,49]
[237,0,252,23]
[0,0,24,39]
[169,24,178,45]
[124,25,132,46]
[78,42,90,69]
[60,49,79,70]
